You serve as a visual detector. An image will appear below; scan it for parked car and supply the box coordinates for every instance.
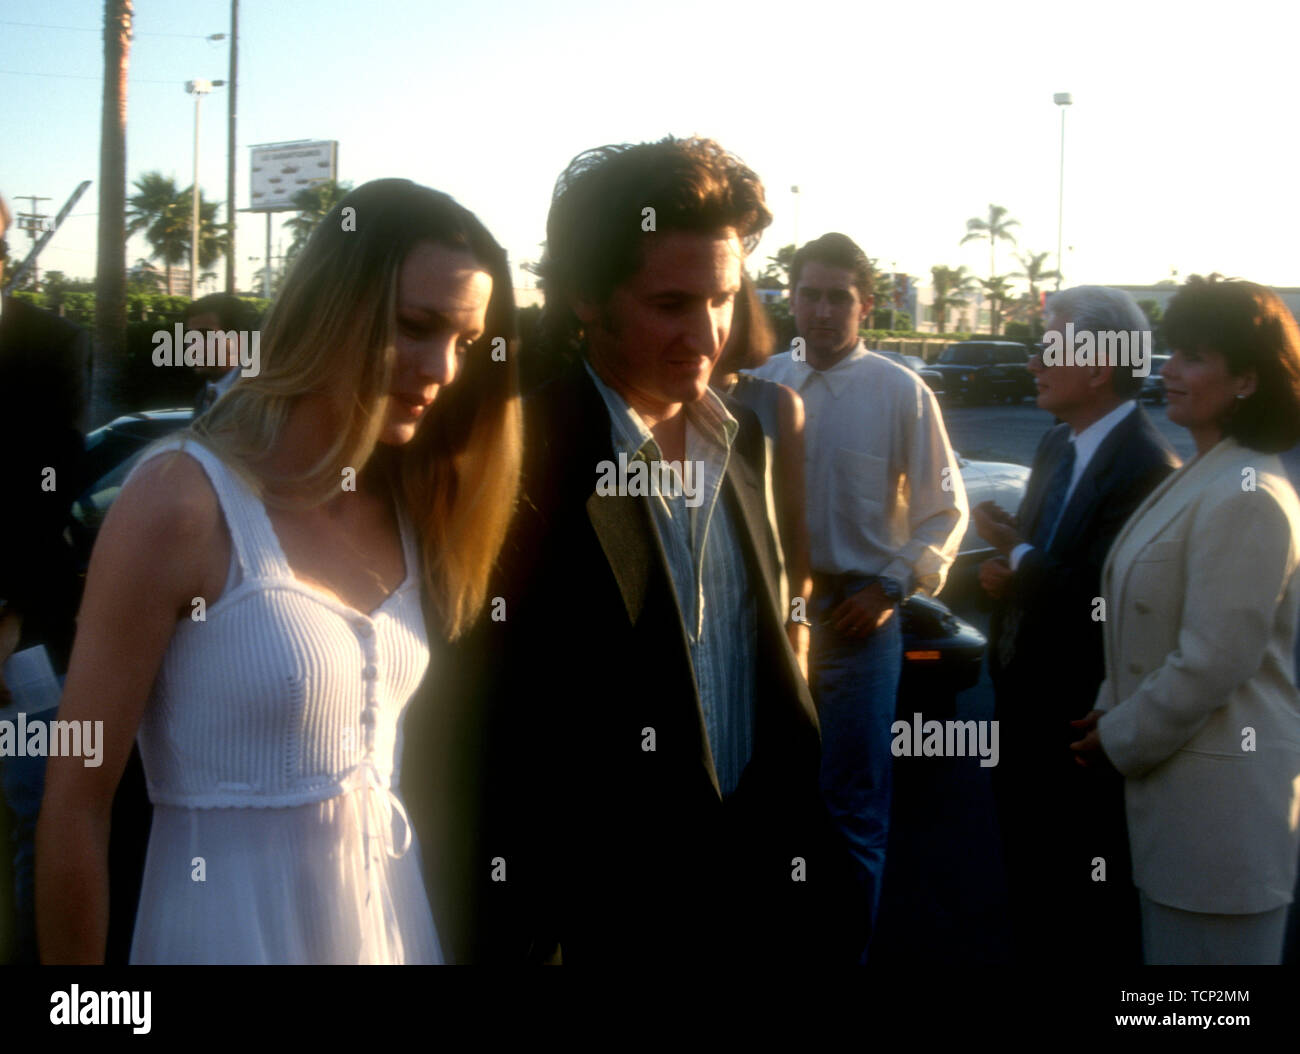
[70,408,1028,711]
[872,349,945,396]
[1140,355,1170,405]
[953,453,1031,561]
[930,340,1036,405]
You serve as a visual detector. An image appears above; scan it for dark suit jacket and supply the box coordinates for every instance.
[990,405,1180,729]
[0,295,88,672]
[404,361,855,964]
[989,404,1178,964]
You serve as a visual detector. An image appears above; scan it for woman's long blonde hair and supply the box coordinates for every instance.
[190,179,521,639]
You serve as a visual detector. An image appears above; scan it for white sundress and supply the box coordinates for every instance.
[124,435,442,964]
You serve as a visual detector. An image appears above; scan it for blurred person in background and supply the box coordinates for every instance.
[0,192,89,963]
[714,273,812,677]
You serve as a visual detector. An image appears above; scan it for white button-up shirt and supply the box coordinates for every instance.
[748,342,968,597]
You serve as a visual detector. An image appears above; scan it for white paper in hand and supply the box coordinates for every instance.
[0,645,62,719]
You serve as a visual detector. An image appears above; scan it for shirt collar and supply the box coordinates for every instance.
[1070,398,1137,465]
[792,339,869,398]
[583,358,738,460]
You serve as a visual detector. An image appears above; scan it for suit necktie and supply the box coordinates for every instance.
[998,439,1077,670]
[1030,440,1077,551]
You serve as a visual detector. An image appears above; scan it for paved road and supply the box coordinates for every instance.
[939,397,1196,468]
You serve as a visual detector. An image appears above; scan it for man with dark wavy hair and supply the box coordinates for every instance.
[460,137,856,964]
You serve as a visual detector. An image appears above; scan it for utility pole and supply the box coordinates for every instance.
[225,0,238,293]
[15,195,51,290]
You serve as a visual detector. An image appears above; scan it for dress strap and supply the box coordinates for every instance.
[123,434,286,582]
[394,499,420,591]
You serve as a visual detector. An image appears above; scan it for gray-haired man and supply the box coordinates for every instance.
[974,285,1180,965]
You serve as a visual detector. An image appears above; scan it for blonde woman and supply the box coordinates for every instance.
[36,179,521,964]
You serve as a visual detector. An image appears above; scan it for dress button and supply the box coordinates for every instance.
[1134,601,1150,615]
[355,621,373,637]
[361,709,377,728]
[1127,662,1143,676]
[362,664,378,680]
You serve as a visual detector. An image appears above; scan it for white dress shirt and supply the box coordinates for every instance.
[1010,399,1137,570]
[747,342,968,597]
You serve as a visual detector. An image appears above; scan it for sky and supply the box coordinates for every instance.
[4,0,1299,296]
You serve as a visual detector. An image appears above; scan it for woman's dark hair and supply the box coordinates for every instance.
[1163,274,1300,452]
[717,273,776,374]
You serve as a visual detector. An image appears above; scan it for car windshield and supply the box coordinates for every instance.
[938,345,987,365]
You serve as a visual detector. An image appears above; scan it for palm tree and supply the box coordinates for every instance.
[960,204,1020,287]
[93,0,132,428]
[1011,250,1061,331]
[283,180,353,266]
[177,186,229,274]
[126,174,227,294]
[930,264,976,334]
[756,243,796,291]
[978,274,1016,337]
[129,257,163,292]
[127,172,187,293]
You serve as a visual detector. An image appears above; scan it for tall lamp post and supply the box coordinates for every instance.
[791,185,800,253]
[1053,92,1072,293]
[185,78,224,299]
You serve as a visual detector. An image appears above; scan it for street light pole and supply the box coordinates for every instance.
[185,78,224,299]
[1054,92,1072,293]
[186,79,212,299]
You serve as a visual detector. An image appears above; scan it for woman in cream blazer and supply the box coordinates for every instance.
[1073,275,1300,964]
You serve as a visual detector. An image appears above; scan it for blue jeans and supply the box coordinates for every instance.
[1,683,64,964]
[810,575,903,957]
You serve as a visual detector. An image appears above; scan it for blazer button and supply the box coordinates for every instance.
[1135,601,1150,615]
[1127,662,1143,676]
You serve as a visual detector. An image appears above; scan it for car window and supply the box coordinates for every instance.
[993,346,1027,364]
[937,345,988,365]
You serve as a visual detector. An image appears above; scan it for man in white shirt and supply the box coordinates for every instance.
[748,232,968,955]
[973,285,1179,965]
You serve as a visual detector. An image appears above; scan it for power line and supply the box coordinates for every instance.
[0,19,214,38]
[0,68,195,84]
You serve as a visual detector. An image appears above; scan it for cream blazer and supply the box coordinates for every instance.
[1097,436,1300,914]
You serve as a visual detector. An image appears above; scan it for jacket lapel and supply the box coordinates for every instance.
[1019,426,1068,539]
[723,431,783,623]
[1051,408,1142,554]
[1110,437,1239,568]
[586,489,655,626]
[574,367,721,798]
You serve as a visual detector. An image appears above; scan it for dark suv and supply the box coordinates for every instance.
[930,340,1036,404]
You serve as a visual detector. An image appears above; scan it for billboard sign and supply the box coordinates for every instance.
[249,140,338,212]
